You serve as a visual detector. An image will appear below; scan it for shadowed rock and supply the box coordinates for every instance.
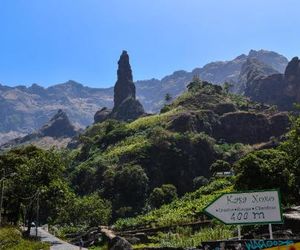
[94,107,112,123]
[245,57,300,110]
[40,109,77,137]
[114,51,136,108]
[94,51,145,123]
[0,109,78,150]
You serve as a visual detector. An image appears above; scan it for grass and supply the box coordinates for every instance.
[127,108,180,131]
[103,134,151,160]
[114,178,233,231]
[89,244,109,250]
[0,227,50,250]
[152,225,234,248]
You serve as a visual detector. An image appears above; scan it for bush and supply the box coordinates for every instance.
[149,184,178,208]
[193,176,209,190]
[113,164,149,216]
[210,160,231,175]
[234,149,297,204]
[56,193,111,227]
[0,227,49,250]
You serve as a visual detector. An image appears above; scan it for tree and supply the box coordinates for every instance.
[113,165,149,216]
[210,160,231,175]
[193,176,209,190]
[223,82,233,93]
[280,115,300,197]
[0,146,72,234]
[187,76,203,91]
[149,184,178,208]
[164,93,172,103]
[56,193,111,227]
[234,149,297,204]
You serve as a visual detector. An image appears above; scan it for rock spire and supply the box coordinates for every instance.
[114,50,136,108]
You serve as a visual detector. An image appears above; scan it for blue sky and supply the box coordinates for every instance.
[0,0,299,88]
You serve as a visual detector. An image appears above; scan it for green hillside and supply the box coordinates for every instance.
[0,78,299,248]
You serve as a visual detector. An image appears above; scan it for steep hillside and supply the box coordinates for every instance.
[0,109,79,150]
[66,78,289,221]
[234,58,279,94]
[245,57,300,110]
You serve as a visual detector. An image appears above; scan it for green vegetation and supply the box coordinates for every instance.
[149,184,178,209]
[234,115,300,205]
[152,225,233,248]
[0,227,49,250]
[114,178,233,230]
[1,78,300,248]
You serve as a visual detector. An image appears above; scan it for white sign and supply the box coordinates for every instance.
[204,190,282,225]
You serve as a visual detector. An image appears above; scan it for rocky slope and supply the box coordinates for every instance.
[0,81,113,144]
[136,49,288,112]
[235,58,279,94]
[162,79,290,144]
[0,109,79,150]
[0,49,288,144]
[245,57,300,110]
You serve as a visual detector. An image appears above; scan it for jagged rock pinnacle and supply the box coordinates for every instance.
[114,50,136,108]
[40,109,77,137]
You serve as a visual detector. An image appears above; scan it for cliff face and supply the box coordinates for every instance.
[0,109,78,150]
[114,51,136,108]
[235,58,279,94]
[94,51,145,123]
[39,109,77,138]
[245,57,300,110]
[165,80,290,145]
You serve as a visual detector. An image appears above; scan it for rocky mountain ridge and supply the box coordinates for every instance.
[0,109,78,150]
[0,49,289,144]
[245,56,300,110]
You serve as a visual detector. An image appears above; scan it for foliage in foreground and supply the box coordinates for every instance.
[234,115,300,205]
[0,227,49,250]
[114,178,233,230]
[153,225,233,248]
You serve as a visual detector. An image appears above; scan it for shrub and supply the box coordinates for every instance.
[193,176,209,190]
[210,160,231,175]
[234,149,296,204]
[149,184,178,208]
[113,164,149,216]
[56,193,111,227]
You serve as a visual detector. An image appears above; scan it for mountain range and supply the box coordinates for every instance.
[0,49,289,144]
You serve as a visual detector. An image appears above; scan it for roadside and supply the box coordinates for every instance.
[30,227,88,250]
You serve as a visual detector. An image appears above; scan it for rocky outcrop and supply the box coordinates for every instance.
[40,109,77,137]
[108,236,132,250]
[213,111,290,144]
[168,111,219,135]
[94,51,145,123]
[247,49,288,73]
[235,58,279,94]
[110,97,145,121]
[0,109,78,150]
[168,110,289,144]
[110,51,145,121]
[94,107,112,123]
[245,57,300,110]
[114,51,136,108]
